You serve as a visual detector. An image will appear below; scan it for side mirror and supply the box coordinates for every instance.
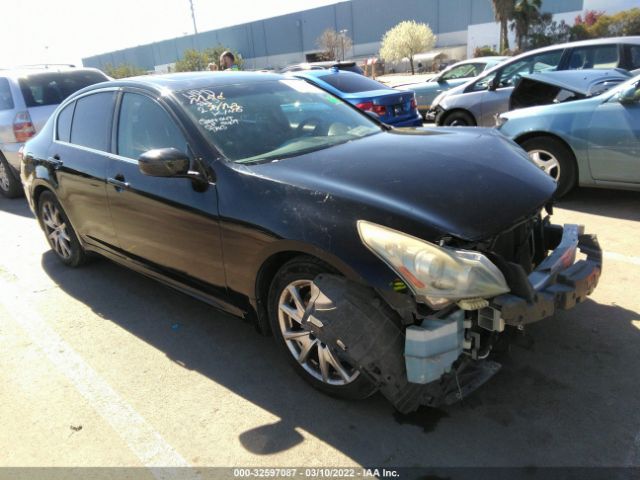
[617,86,639,105]
[488,77,499,91]
[138,148,190,177]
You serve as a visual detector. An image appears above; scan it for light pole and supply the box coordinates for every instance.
[189,0,198,35]
[339,29,348,61]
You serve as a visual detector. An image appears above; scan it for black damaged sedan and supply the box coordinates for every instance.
[21,72,602,412]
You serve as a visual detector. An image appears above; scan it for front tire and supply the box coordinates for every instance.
[37,191,87,267]
[0,155,23,198]
[441,110,475,127]
[267,256,377,400]
[520,136,577,198]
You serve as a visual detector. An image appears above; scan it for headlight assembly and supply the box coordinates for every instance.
[357,220,510,309]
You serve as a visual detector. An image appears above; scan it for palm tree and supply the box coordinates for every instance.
[492,0,515,53]
[511,0,543,51]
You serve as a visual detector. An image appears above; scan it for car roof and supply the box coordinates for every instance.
[461,56,508,64]
[0,66,106,79]
[289,68,355,79]
[89,71,287,93]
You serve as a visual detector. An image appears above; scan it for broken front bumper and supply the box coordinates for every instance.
[302,224,601,413]
[490,223,602,326]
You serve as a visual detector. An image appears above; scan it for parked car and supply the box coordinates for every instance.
[396,56,507,119]
[498,73,640,197]
[428,37,640,127]
[281,61,364,75]
[22,72,601,412]
[291,69,423,127]
[0,65,109,197]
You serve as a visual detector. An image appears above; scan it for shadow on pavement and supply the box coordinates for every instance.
[0,196,33,218]
[41,250,640,467]
[557,188,640,222]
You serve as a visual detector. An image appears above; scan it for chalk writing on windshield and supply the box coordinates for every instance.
[181,89,244,131]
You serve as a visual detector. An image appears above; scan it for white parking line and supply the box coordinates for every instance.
[604,251,640,267]
[0,278,200,480]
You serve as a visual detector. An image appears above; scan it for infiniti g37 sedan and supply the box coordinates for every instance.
[21,72,602,412]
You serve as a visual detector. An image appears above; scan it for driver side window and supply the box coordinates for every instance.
[117,93,188,159]
[473,50,563,92]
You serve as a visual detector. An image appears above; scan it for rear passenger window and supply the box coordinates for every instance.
[56,102,75,142]
[0,78,14,111]
[567,45,619,69]
[70,92,115,151]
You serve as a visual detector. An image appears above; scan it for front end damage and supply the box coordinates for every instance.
[302,220,602,413]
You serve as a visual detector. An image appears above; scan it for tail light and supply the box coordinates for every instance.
[410,96,417,110]
[13,111,36,142]
[356,101,387,116]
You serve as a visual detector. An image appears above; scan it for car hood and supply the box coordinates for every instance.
[244,128,556,241]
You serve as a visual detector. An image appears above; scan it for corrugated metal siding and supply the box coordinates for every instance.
[82,0,585,70]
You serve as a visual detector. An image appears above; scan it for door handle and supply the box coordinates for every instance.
[107,175,130,190]
[47,155,63,169]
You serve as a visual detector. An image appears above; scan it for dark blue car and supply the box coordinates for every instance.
[291,68,423,127]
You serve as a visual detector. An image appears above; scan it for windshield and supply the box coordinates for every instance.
[177,79,381,163]
[440,63,482,81]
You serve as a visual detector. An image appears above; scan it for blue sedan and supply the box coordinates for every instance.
[291,69,423,127]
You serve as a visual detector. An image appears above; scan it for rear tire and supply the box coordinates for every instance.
[37,191,87,267]
[267,256,377,400]
[0,155,23,198]
[441,110,475,127]
[520,136,577,198]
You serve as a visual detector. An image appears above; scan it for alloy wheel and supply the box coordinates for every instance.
[528,149,561,181]
[41,200,73,259]
[0,162,10,192]
[277,279,359,386]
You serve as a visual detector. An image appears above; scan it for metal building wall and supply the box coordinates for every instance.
[82,0,585,71]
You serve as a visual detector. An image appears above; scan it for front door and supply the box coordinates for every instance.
[106,91,226,291]
[587,81,640,184]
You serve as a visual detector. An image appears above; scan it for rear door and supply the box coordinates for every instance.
[106,90,226,290]
[50,90,118,247]
[587,80,640,184]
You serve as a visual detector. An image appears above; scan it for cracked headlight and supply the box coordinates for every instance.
[357,220,510,309]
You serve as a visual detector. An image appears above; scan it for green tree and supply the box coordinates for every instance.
[103,63,147,79]
[492,0,516,53]
[570,8,640,40]
[174,46,244,72]
[527,13,571,49]
[510,0,542,51]
[379,21,436,75]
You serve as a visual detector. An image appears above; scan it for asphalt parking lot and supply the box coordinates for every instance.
[1,188,639,471]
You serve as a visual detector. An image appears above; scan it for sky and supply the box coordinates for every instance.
[0,0,340,67]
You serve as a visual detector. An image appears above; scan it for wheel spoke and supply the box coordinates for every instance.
[318,346,330,382]
[324,347,352,382]
[282,329,310,340]
[279,303,302,323]
[297,337,317,364]
[60,241,71,258]
[287,285,306,316]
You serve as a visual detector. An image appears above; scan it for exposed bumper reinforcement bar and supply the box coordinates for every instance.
[491,223,602,326]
